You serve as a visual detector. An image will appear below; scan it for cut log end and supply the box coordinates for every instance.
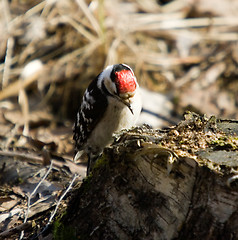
[59,112,238,240]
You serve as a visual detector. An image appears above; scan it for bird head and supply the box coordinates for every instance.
[98,64,138,114]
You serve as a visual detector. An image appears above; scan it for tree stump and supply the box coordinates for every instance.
[58,112,238,240]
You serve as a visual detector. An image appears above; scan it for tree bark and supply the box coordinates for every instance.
[60,112,238,240]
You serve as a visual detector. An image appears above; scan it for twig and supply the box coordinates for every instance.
[0,149,45,162]
[24,0,46,19]
[18,87,30,136]
[129,16,238,32]
[19,161,53,240]
[1,0,14,88]
[75,0,103,38]
[35,174,79,238]
[60,14,97,42]
[48,173,78,224]
[2,37,14,88]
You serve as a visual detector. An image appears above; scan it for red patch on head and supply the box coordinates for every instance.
[115,70,136,94]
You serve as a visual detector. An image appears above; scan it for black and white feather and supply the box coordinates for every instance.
[73,64,142,174]
[74,73,108,153]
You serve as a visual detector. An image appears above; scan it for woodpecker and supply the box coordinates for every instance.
[73,63,142,175]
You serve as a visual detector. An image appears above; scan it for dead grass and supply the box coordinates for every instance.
[1,0,238,120]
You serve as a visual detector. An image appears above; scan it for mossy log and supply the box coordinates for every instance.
[60,112,238,240]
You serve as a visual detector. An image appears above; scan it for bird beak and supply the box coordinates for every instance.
[121,99,134,114]
[113,94,134,114]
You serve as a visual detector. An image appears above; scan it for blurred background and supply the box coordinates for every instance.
[1,0,238,133]
[1,1,238,237]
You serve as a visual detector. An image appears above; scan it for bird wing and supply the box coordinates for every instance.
[73,78,108,151]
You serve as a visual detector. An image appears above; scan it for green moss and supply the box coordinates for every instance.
[92,154,109,171]
[17,177,24,184]
[79,174,93,194]
[53,218,77,240]
[209,136,238,150]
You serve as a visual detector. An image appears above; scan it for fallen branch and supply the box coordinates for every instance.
[0,149,86,175]
[0,221,32,239]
